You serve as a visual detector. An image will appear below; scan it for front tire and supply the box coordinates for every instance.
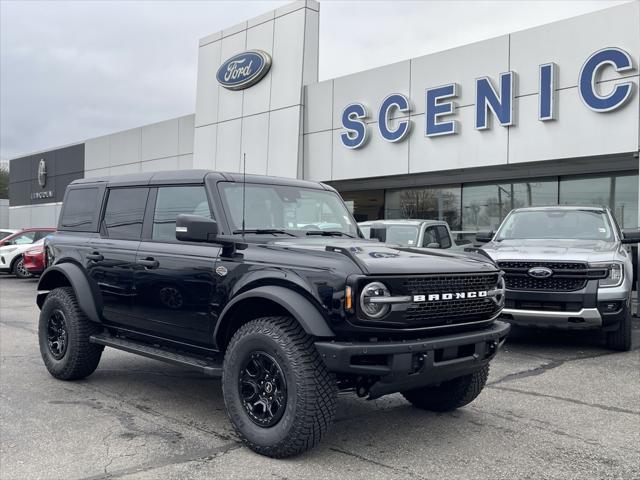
[38,287,104,380]
[13,256,32,279]
[222,317,337,458]
[402,364,489,412]
[605,309,632,352]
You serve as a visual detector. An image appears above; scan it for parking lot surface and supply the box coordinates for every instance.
[1,274,639,480]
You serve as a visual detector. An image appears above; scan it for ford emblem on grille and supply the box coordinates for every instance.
[216,50,272,91]
[527,266,553,278]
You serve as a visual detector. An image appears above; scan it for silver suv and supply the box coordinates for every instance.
[477,206,639,351]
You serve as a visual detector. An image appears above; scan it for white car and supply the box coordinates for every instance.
[0,228,54,278]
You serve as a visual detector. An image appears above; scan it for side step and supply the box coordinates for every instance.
[90,333,223,377]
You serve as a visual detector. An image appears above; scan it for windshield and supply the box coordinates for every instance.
[218,182,360,236]
[496,209,614,241]
[384,226,420,246]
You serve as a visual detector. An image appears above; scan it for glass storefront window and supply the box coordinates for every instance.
[341,190,384,222]
[385,186,461,229]
[613,174,638,229]
[559,176,611,207]
[462,179,558,231]
[337,171,637,233]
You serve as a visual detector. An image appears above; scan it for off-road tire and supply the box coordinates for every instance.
[13,256,32,279]
[605,309,632,352]
[402,364,490,412]
[38,287,104,380]
[222,317,337,458]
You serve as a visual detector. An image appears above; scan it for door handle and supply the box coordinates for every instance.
[86,252,103,261]
[137,257,159,269]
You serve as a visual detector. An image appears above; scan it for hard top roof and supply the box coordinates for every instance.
[70,170,332,190]
[358,219,448,227]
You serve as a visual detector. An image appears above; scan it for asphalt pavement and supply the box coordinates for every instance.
[1,274,639,480]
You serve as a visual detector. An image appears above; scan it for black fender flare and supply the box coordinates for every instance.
[214,285,335,346]
[37,263,102,324]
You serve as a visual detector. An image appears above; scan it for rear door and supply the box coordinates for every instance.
[86,187,149,326]
[131,184,221,346]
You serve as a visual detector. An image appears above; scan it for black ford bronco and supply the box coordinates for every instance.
[37,170,509,457]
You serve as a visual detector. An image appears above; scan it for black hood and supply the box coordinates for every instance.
[270,237,498,275]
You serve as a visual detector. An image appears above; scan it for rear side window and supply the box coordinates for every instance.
[152,186,211,241]
[103,188,149,240]
[60,187,99,231]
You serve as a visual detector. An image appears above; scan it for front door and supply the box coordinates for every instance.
[131,185,220,346]
[85,187,149,326]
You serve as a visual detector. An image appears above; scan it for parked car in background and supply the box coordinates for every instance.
[23,241,46,276]
[0,228,55,278]
[0,229,18,241]
[477,206,640,351]
[358,219,457,249]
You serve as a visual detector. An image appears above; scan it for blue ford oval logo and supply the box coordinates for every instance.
[528,266,553,278]
[216,50,272,91]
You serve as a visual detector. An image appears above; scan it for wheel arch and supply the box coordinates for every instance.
[37,262,103,324]
[214,285,335,351]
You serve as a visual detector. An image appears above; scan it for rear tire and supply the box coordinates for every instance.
[222,317,337,458]
[38,287,104,380]
[13,256,32,279]
[605,309,632,352]
[402,364,489,412]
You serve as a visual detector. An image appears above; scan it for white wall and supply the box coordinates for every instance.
[9,202,60,229]
[193,0,319,178]
[84,114,195,178]
[303,1,640,182]
[0,199,9,228]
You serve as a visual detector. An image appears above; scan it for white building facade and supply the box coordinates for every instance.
[8,0,640,233]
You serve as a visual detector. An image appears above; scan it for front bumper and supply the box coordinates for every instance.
[315,320,510,399]
[501,281,629,330]
[501,307,602,329]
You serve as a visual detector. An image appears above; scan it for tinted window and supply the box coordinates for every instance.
[60,187,99,230]
[153,186,211,241]
[103,188,148,240]
[423,226,452,248]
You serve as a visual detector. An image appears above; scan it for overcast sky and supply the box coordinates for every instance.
[0,0,629,161]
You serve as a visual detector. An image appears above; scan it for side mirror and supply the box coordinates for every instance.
[475,231,494,243]
[369,227,387,242]
[176,214,219,242]
[426,242,440,249]
[621,229,640,244]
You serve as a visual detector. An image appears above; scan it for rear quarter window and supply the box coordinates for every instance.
[59,187,101,232]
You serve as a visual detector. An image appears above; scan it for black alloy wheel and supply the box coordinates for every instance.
[47,309,68,360]
[239,351,287,427]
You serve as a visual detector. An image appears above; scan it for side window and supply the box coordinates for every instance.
[103,188,148,240]
[423,227,439,248]
[436,225,452,249]
[34,231,49,242]
[60,187,99,231]
[422,226,452,249]
[152,186,211,241]
[12,232,36,245]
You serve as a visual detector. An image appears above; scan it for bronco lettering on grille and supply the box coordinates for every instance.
[413,291,489,302]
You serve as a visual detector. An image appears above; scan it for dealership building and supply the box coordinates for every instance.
[7,0,640,233]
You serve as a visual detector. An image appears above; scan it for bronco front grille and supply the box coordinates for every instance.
[377,272,503,327]
[497,260,604,292]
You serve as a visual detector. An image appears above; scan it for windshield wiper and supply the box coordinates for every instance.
[305,230,355,238]
[233,229,296,237]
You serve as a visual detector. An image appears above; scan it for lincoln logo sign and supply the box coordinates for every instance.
[37,158,47,188]
[340,46,636,149]
[216,50,272,91]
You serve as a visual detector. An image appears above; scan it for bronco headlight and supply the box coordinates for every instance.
[590,262,624,288]
[360,282,391,319]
